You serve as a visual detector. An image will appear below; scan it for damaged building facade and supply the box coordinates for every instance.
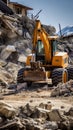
[2,0,33,16]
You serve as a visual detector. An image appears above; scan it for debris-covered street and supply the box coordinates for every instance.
[0,85,73,130]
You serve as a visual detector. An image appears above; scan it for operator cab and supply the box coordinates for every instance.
[36,39,58,64]
[36,40,45,62]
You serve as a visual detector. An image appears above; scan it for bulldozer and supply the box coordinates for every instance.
[17,20,73,86]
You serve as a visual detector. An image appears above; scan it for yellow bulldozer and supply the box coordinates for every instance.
[17,20,73,86]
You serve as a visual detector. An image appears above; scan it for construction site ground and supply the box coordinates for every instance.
[1,85,73,110]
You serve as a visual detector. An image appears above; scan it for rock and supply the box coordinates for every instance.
[48,109,62,122]
[39,102,52,110]
[61,106,65,109]
[0,117,3,123]
[32,107,49,119]
[5,62,21,83]
[20,103,35,117]
[26,124,43,130]
[51,89,59,97]
[59,120,70,130]
[25,118,40,130]
[33,125,43,130]
[0,60,7,67]
[16,83,27,92]
[0,94,4,100]
[0,45,16,60]
[68,116,73,128]
[29,100,33,103]
[51,80,73,97]
[66,107,73,116]
[0,119,24,130]
[5,45,16,52]
[18,54,27,63]
[43,121,58,130]
[0,67,13,85]
[0,101,16,118]
[26,124,35,130]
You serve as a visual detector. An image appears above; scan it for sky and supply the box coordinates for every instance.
[12,0,73,32]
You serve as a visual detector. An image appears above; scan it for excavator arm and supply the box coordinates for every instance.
[33,20,52,63]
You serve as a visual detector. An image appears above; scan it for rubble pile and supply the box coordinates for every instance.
[0,12,57,86]
[0,13,34,86]
[0,101,73,130]
[0,61,21,89]
[0,11,56,63]
[57,38,73,64]
[51,80,73,97]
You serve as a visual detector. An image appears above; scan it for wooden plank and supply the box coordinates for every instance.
[0,12,18,22]
[2,19,20,36]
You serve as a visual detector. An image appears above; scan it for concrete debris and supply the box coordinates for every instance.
[5,45,16,52]
[0,101,16,118]
[65,107,73,116]
[0,60,7,67]
[51,80,73,97]
[0,61,22,90]
[17,83,27,92]
[1,45,16,60]
[39,102,52,110]
[48,109,63,121]
[5,62,22,83]
[0,66,13,86]
[18,54,27,63]
[0,102,73,130]
[58,38,73,65]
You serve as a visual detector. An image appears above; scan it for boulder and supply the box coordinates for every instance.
[32,107,49,119]
[65,107,73,116]
[59,120,70,130]
[19,103,35,117]
[0,45,16,60]
[0,101,16,118]
[0,67,13,86]
[43,121,58,130]
[48,109,62,122]
[39,102,52,110]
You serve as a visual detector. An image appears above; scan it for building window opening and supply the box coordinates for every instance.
[16,8,22,14]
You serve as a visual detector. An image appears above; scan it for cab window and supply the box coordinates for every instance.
[37,40,45,55]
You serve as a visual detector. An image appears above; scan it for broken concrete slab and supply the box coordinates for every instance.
[18,54,27,63]
[0,45,16,60]
[0,59,7,67]
[5,62,22,83]
[59,120,70,130]
[5,45,16,52]
[39,102,52,110]
[0,67,13,85]
[20,103,35,117]
[32,107,49,119]
[48,109,63,122]
[65,107,73,117]
[51,80,73,97]
[0,48,12,60]
[43,121,58,130]
[0,94,4,100]
[0,101,16,118]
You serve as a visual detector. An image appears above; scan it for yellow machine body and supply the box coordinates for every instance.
[17,20,69,85]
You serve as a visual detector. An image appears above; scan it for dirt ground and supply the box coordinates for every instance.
[1,87,73,111]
